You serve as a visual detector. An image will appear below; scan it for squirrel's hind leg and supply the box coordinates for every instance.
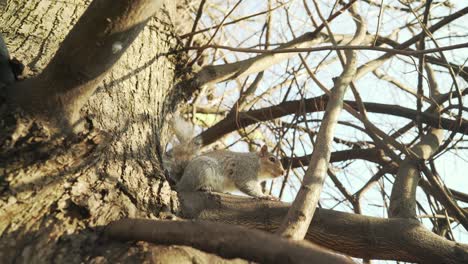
[177,156,224,192]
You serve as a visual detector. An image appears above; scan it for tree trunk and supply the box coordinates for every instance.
[0,1,238,263]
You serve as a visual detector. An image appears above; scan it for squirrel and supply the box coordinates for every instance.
[165,115,285,199]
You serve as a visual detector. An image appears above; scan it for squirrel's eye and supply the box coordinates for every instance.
[269,157,276,162]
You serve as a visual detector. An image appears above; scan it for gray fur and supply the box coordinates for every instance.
[177,150,267,198]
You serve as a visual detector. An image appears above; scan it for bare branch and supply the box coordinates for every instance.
[184,0,207,48]
[198,94,468,146]
[355,5,468,80]
[284,148,390,168]
[179,192,468,264]
[105,218,354,264]
[389,128,444,218]
[276,1,366,240]
[189,42,468,57]
[193,33,326,87]
[180,2,287,39]
[421,166,468,230]
[190,0,358,89]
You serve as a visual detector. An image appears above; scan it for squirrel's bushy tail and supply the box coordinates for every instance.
[163,115,201,181]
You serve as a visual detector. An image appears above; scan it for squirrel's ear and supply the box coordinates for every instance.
[260,145,268,157]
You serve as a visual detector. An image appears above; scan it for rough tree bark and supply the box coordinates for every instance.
[0,1,237,263]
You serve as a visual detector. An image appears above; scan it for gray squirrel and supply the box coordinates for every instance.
[166,115,285,199]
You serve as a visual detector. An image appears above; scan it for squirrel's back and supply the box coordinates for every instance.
[177,150,260,192]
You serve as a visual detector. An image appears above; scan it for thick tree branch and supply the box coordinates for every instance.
[277,2,366,240]
[389,53,448,219]
[276,22,362,237]
[277,83,346,239]
[105,218,353,264]
[198,95,468,145]
[389,129,444,218]
[285,148,390,168]
[179,192,468,264]
[6,0,162,129]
